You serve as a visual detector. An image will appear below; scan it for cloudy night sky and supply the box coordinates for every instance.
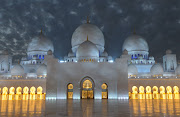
[0,0,180,62]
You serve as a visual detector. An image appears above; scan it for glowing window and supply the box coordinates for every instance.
[83,80,92,89]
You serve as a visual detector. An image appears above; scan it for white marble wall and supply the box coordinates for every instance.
[46,54,129,99]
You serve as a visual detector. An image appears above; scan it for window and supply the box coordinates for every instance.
[39,55,41,59]
[67,84,73,99]
[135,54,137,58]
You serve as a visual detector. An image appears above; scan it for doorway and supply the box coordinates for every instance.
[81,79,94,99]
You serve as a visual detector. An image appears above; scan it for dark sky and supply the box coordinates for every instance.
[0,0,180,62]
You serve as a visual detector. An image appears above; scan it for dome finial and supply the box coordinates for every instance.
[87,15,90,24]
[87,35,89,41]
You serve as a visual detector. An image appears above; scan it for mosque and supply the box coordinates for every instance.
[0,19,180,100]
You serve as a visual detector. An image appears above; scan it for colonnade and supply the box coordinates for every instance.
[129,86,179,99]
[0,86,45,100]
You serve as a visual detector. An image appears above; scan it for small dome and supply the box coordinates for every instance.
[68,50,75,57]
[123,49,128,55]
[27,33,54,53]
[150,63,163,75]
[175,65,180,75]
[37,64,47,75]
[107,56,113,61]
[11,64,24,75]
[47,50,53,55]
[122,35,149,52]
[71,23,105,53]
[149,56,154,60]
[128,64,138,75]
[166,49,172,54]
[76,40,99,59]
[101,51,108,57]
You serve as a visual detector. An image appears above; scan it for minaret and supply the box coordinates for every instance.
[87,16,90,24]
[87,35,89,41]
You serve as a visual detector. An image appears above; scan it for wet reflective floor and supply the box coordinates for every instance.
[1,99,180,117]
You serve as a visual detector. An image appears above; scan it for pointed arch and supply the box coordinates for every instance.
[80,76,95,99]
[101,83,108,99]
[67,83,73,99]
[152,86,158,99]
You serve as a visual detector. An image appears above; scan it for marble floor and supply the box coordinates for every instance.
[0,99,180,117]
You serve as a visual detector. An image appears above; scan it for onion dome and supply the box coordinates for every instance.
[100,51,108,57]
[76,36,99,59]
[166,49,172,54]
[128,64,138,75]
[123,49,128,55]
[27,32,54,53]
[68,50,75,57]
[107,56,113,61]
[47,50,53,55]
[122,35,149,52]
[11,64,24,75]
[150,63,163,75]
[149,56,154,60]
[37,64,47,75]
[71,23,105,53]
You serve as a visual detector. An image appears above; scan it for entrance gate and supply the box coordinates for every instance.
[81,79,93,99]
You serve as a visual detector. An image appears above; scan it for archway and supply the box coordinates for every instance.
[139,86,145,99]
[23,87,29,100]
[67,83,73,99]
[146,86,152,99]
[37,86,43,99]
[2,87,8,100]
[30,86,36,100]
[166,86,172,99]
[132,86,138,99]
[16,87,22,100]
[159,86,165,99]
[173,86,179,99]
[101,83,108,99]
[9,87,15,100]
[81,78,94,99]
[152,86,158,99]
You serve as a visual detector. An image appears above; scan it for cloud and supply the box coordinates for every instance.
[70,11,77,15]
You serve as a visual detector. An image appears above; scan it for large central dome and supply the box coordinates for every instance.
[71,23,105,53]
[27,33,54,53]
[76,40,99,59]
[122,35,149,52]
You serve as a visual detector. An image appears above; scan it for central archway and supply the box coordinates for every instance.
[81,77,94,99]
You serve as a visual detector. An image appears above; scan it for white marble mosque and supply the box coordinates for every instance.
[0,19,180,100]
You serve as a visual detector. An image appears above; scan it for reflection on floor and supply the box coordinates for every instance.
[1,99,180,117]
[0,100,45,117]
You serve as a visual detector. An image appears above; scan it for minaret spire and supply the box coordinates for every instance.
[87,16,90,24]
[87,35,89,41]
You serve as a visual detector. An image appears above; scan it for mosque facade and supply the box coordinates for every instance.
[0,20,180,100]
